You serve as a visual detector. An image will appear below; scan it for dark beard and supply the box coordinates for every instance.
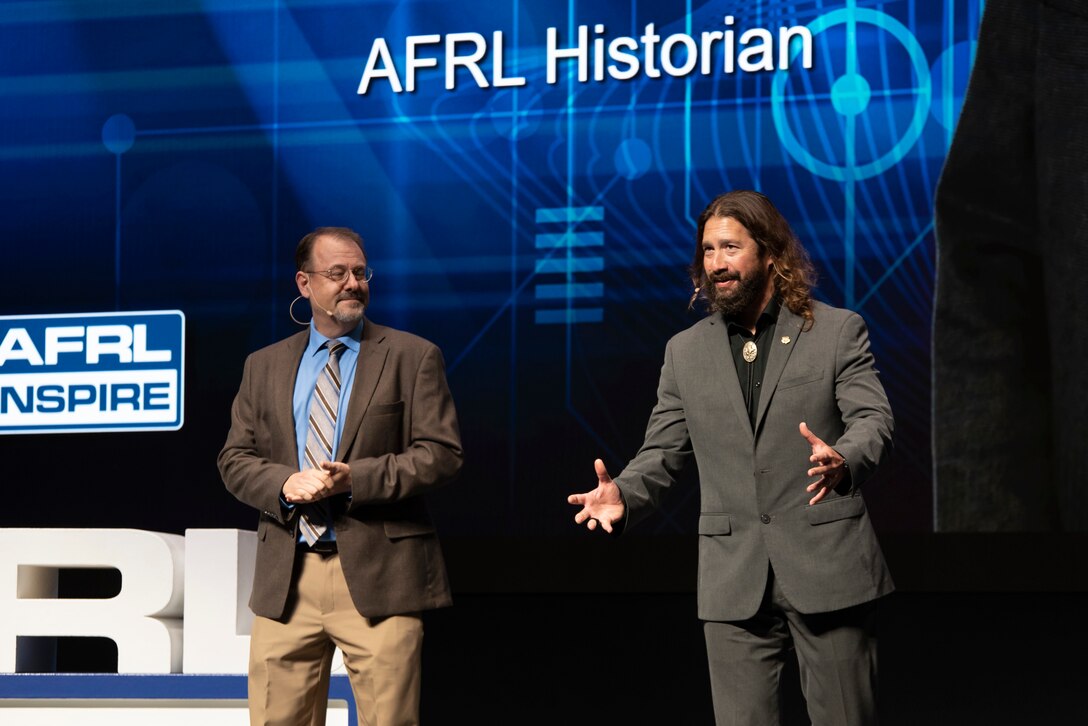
[706,265,769,318]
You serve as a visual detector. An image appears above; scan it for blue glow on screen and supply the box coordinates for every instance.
[0,0,982,535]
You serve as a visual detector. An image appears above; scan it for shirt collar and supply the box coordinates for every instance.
[306,319,364,358]
[725,297,781,334]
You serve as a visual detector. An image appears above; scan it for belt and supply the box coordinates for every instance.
[298,540,338,557]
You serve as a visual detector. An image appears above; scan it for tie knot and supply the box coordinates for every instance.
[326,341,346,359]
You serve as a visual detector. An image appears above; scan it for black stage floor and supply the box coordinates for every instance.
[39,533,1088,725]
[421,590,1088,725]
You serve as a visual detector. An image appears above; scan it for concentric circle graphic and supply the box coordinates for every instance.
[771,8,932,181]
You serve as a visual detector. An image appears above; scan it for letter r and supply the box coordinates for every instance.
[0,529,184,673]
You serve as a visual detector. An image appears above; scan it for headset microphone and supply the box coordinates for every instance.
[311,291,335,317]
[302,279,336,316]
[309,290,365,319]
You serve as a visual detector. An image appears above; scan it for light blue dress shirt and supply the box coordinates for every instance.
[288,320,363,542]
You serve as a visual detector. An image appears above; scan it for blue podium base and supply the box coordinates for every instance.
[0,673,357,725]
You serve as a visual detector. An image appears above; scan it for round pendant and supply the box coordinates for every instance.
[742,340,758,363]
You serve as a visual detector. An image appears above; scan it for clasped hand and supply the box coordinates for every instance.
[282,461,352,504]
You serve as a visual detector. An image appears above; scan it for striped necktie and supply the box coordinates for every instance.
[299,340,347,546]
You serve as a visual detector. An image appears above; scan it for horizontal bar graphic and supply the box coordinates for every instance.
[535,206,605,224]
[534,256,604,274]
[534,308,604,325]
[534,232,604,249]
[534,283,604,300]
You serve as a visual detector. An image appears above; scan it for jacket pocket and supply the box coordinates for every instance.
[778,367,825,391]
[384,520,437,540]
[368,400,405,416]
[806,495,865,525]
[698,513,732,535]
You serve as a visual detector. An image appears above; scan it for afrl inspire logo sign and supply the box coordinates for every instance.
[0,311,185,434]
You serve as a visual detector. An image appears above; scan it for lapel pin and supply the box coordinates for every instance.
[781,336,791,345]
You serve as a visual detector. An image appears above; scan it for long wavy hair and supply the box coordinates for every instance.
[688,190,816,329]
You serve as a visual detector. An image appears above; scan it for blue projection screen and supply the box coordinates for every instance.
[0,0,984,539]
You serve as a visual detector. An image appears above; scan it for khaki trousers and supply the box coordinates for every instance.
[248,551,423,726]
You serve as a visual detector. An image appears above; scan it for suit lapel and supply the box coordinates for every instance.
[274,331,309,461]
[335,318,389,461]
[753,306,803,435]
[702,315,752,435]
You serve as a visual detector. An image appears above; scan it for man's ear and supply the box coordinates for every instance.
[295,270,311,298]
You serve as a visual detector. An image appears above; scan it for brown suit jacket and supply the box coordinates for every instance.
[218,318,462,619]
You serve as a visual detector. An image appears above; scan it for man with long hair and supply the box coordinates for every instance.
[569,191,894,725]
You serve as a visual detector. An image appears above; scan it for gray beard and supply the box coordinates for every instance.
[332,300,366,326]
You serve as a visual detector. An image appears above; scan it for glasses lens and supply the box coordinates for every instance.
[353,266,372,282]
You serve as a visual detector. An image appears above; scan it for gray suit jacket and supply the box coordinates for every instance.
[218,318,462,620]
[616,301,894,620]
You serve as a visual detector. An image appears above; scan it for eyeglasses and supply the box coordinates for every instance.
[304,265,373,284]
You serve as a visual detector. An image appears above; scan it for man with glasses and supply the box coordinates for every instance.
[219,226,462,726]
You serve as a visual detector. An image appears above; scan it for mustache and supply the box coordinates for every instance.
[708,272,740,284]
[335,292,366,302]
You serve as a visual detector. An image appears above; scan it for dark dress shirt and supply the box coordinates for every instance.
[725,297,780,430]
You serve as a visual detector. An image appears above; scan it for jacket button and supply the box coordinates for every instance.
[760,513,771,524]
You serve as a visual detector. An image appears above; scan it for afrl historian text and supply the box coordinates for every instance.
[358,15,815,93]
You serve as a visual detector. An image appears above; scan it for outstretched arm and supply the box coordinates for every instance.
[564,338,693,533]
[567,459,626,534]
